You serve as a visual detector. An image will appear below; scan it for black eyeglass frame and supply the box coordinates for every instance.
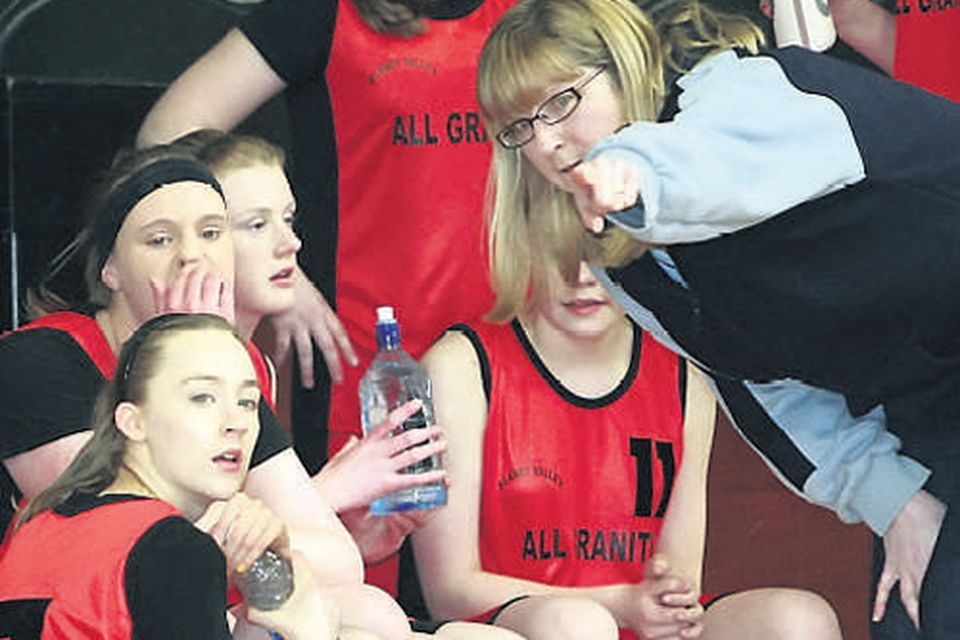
[495,65,608,150]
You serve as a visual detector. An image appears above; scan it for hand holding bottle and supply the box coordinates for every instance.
[359,306,447,514]
[244,552,341,640]
[195,493,288,575]
[314,399,447,513]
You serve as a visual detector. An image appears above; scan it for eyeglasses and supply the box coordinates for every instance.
[495,65,607,150]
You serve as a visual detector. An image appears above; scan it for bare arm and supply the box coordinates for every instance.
[413,332,697,630]
[4,431,93,500]
[830,0,896,74]
[312,401,446,513]
[652,362,717,593]
[243,449,365,586]
[139,32,359,387]
[137,28,287,147]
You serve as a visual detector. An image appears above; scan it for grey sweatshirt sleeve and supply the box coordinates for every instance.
[713,376,929,536]
[589,50,865,244]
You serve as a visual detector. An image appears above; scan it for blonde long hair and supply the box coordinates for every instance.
[477,0,764,321]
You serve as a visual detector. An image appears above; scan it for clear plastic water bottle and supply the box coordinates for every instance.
[359,306,447,514]
[236,548,294,611]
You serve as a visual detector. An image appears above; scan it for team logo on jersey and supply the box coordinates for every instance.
[497,463,564,490]
[370,57,437,84]
[391,111,489,146]
[521,527,656,563]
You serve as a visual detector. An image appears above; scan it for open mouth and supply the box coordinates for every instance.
[559,159,582,174]
[212,449,243,471]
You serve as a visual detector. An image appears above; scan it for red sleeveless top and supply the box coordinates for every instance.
[324,0,513,453]
[0,498,180,639]
[467,321,686,586]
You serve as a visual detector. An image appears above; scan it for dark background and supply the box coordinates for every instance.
[0,0,289,328]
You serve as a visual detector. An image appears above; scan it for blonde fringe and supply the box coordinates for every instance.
[480,0,765,320]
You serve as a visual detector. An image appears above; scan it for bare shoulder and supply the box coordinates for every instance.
[421,330,487,428]
[421,329,480,374]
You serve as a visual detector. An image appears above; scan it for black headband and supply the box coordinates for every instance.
[94,157,225,272]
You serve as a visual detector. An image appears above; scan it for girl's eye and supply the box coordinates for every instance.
[201,226,223,240]
[146,234,172,247]
[238,397,259,411]
[283,213,296,228]
[190,393,215,405]
[248,218,267,232]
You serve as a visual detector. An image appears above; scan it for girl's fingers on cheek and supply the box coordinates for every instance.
[200,271,220,308]
[185,269,206,309]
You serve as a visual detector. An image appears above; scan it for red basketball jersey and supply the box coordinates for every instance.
[0,498,179,639]
[324,0,513,454]
[472,321,686,586]
[894,9,960,101]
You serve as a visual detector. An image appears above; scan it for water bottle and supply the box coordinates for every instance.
[359,306,447,514]
[236,548,294,611]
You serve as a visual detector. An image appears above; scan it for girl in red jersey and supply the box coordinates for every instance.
[187,131,448,519]
[0,145,429,639]
[415,259,842,640]
[0,313,342,639]
[188,130,522,640]
[476,0,960,637]
[136,0,516,596]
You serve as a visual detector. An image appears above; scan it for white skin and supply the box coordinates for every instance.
[217,159,465,639]
[218,158,448,547]
[416,260,842,640]
[100,180,237,343]
[108,328,340,640]
[2,177,413,638]
[222,164,303,340]
[517,62,938,631]
[137,28,357,388]
[111,329,262,523]
[6,180,237,501]
[826,0,895,74]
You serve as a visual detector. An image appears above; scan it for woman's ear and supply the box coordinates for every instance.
[101,255,120,292]
[114,402,146,442]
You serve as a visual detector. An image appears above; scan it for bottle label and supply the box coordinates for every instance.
[399,408,436,474]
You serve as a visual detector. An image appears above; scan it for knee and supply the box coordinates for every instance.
[761,589,842,640]
[336,584,412,640]
[498,595,619,640]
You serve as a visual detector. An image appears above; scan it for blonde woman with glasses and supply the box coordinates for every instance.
[476,0,960,638]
